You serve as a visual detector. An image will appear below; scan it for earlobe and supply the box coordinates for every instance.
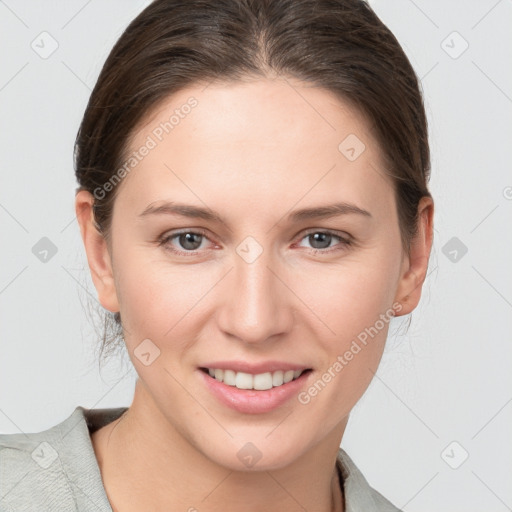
[393,196,434,317]
[75,190,120,313]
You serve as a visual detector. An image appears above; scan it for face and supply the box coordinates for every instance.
[83,77,417,471]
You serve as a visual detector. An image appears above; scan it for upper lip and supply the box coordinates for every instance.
[200,360,311,374]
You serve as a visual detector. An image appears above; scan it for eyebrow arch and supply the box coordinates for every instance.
[138,201,372,224]
[138,202,227,224]
[287,202,372,222]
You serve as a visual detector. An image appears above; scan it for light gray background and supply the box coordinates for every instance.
[1,1,511,510]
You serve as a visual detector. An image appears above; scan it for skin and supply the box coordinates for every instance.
[76,76,434,512]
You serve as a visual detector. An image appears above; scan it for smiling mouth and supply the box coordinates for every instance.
[199,367,312,391]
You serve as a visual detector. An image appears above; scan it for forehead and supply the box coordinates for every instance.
[114,78,394,220]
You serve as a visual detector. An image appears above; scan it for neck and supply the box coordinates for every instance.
[91,379,345,512]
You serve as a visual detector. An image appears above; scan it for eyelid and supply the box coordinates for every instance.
[158,227,213,248]
[293,228,353,252]
[298,227,352,241]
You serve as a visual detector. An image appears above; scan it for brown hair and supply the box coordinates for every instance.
[74,0,432,363]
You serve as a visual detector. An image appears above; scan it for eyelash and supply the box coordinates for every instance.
[157,228,352,257]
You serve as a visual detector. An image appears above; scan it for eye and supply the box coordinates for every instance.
[157,228,352,257]
[295,230,352,253]
[158,229,213,255]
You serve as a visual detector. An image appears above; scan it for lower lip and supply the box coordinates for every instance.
[199,369,312,414]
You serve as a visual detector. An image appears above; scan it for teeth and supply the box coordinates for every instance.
[235,371,253,389]
[206,368,306,390]
[272,370,284,387]
[253,372,273,391]
[223,369,236,386]
[283,370,294,383]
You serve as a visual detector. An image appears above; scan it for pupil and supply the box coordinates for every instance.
[311,233,330,249]
[180,233,201,250]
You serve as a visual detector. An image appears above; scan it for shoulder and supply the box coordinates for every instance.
[0,406,123,512]
[336,448,403,511]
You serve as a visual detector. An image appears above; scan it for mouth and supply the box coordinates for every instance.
[199,367,313,391]
[198,366,313,414]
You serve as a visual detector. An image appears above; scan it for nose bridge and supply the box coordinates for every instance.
[219,239,292,344]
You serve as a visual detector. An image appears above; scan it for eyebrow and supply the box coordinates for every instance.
[138,201,372,224]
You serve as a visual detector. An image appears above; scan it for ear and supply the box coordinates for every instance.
[393,196,434,316]
[75,190,120,313]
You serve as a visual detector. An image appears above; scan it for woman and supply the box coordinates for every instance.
[0,0,433,510]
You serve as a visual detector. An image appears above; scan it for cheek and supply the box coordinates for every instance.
[295,264,397,421]
[293,252,399,399]
[113,247,220,343]
[295,253,400,341]
[307,253,400,403]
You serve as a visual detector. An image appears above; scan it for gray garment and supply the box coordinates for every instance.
[0,406,402,511]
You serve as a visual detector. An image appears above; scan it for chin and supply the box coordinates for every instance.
[195,432,310,472]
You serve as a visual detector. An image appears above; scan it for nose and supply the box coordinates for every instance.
[216,247,295,345]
